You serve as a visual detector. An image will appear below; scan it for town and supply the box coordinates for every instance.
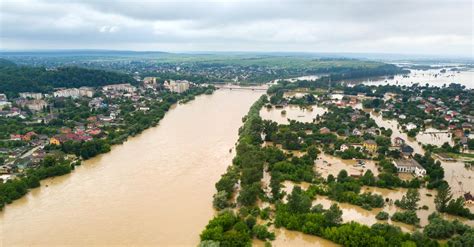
[0,78,212,191]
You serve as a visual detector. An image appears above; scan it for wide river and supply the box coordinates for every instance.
[0,89,263,246]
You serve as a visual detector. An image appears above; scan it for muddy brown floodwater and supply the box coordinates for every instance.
[367,109,474,199]
[0,90,263,246]
[260,105,327,125]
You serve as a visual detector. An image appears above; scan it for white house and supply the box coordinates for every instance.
[405,123,417,131]
[393,158,426,177]
[340,144,350,152]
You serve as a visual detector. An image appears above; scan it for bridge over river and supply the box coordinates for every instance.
[214,84,268,91]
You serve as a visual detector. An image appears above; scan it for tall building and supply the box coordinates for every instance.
[16,99,48,112]
[53,87,94,98]
[102,83,137,93]
[19,92,43,100]
[164,80,190,93]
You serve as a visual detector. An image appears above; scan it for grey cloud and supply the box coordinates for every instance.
[0,0,472,55]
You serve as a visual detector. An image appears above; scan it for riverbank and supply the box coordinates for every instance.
[0,86,215,211]
[0,89,263,246]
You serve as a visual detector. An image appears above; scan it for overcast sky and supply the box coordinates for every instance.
[1,0,472,56]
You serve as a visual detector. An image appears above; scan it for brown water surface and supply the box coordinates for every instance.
[0,90,263,246]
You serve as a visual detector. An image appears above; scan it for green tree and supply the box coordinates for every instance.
[324,203,343,227]
[435,184,452,212]
[213,191,229,210]
[287,186,311,214]
[395,189,420,210]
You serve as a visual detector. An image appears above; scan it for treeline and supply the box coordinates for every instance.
[328,64,408,81]
[205,96,269,246]
[200,210,275,247]
[267,64,407,94]
[0,59,135,97]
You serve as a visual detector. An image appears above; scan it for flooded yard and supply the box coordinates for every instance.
[315,153,380,178]
[416,128,454,146]
[260,105,327,125]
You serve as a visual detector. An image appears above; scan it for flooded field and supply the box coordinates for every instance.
[260,105,327,125]
[315,153,380,178]
[416,128,454,146]
[347,68,474,89]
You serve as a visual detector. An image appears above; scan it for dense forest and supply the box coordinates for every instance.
[0,59,135,97]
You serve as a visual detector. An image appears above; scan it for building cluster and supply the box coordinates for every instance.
[382,92,473,150]
[0,93,12,110]
[102,83,137,98]
[164,80,190,93]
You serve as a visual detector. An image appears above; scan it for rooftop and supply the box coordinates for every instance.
[393,158,424,170]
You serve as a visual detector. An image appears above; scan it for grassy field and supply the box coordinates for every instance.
[153,53,384,69]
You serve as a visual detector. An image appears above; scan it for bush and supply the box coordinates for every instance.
[213,190,230,210]
[391,211,420,225]
[252,225,275,240]
[376,211,389,220]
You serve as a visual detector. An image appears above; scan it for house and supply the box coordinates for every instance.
[400,145,414,157]
[453,129,465,138]
[50,137,61,145]
[393,158,426,177]
[363,140,377,152]
[340,144,350,152]
[394,137,405,146]
[60,127,72,134]
[352,128,362,136]
[0,101,11,110]
[86,128,102,136]
[22,131,37,141]
[50,133,93,145]
[0,165,12,174]
[88,98,105,109]
[366,127,378,136]
[10,134,22,141]
[462,123,472,131]
[464,192,474,205]
[87,116,98,123]
[320,127,331,134]
[405,123,417,131]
